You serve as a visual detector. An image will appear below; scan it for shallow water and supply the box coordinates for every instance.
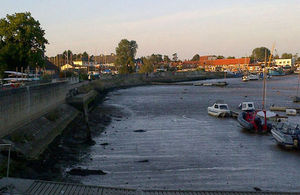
[68,75,300,191]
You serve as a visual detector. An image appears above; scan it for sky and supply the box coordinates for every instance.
[1,0,300,60]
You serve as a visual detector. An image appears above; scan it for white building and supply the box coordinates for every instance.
[73,60,95,67]
[274,59,295,67]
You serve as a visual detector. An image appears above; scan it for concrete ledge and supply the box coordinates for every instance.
[0,178,297,195]
[1,104,79,159]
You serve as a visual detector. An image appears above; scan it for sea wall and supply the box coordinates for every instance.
[0,81,68,138]
[91,71,225,91]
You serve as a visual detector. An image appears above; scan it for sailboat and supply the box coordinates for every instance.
[237,46,276,133]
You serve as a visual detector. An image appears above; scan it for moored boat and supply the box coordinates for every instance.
[271,122,300,148]
[293,96,300,103]
[237,102,272,133]
[207,103,231,117]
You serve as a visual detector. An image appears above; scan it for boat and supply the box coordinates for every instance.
[237,102,272,132]
[242,74,259,82]
[207,103,231,117]
[242,75,249,82]
[286,109,297,116]
[293,96,300,103]
[269,69,285,76]
[271,122,300,148]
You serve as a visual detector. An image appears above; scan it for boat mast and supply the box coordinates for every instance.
[262,50,267,110]
[297,72,300,97]
[263,44,275,110]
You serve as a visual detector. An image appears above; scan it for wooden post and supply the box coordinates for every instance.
[83,103,92,141]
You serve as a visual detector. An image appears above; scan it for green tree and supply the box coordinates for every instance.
[163,55,171,62]
[0,12,48,77]
[62,50,73,63]
[227,56,235,59]
[149,54,163,65]
[251,47,270,62]
[191,54,200,61]
[115,39,138,74]
[82,51,88,61]
[217,55,225,59]
[139,57,154,73]
[281,53,293,59]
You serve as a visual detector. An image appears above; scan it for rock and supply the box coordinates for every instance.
[67,168,107,176]
[138,159,149,163]
[134,129,146,133]
[254,187,262,191]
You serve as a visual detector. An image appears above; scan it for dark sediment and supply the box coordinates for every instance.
[67,168,107,176]
[133,129,146,133]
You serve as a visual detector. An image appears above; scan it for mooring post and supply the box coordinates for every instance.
[83,103,92,141]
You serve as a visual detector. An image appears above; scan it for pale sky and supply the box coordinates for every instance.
[1,0,300,59]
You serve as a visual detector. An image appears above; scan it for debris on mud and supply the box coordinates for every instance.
[67,168,107,176]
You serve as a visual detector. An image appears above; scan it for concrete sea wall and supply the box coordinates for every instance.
[0,82,68,138]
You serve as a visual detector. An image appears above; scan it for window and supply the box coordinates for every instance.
[214,105,219,109]
[248,104,253,108]
[219,105,228,110]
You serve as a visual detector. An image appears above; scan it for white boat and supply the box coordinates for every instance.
[242,76,249,82]
[242,74,259,82]
[286,109,297,116]
[239,102,255,111]
[271,122,300,148]
[208,103,231,117]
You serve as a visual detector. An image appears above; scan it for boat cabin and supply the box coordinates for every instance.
[241,102,255,111]
[213,103,229,110]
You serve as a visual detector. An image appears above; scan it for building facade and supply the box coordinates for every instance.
[274,59,294,67]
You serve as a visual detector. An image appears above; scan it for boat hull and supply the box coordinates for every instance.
[293,96,300,103]
[237,112,254,130]
[271,129,298,148]
[207,108,231,117]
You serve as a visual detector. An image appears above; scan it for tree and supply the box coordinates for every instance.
[115,39,138,74]
[217,55,225,59]
[62,50,73,64]
[149,54,163,65]
[172,53,178,62]
[227,56,235,59]
[281,53,293,59]
[163,55,171,62]
[139,57,154,73]
[82,51,88,61]
[0,12,48,77]
[251,47,270,62]
[191,54,200,61]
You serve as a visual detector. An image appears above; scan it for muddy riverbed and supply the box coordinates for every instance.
[42,75,300,191]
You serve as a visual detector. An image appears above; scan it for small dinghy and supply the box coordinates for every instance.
[207,103,231,117]
[271,122,300,148]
